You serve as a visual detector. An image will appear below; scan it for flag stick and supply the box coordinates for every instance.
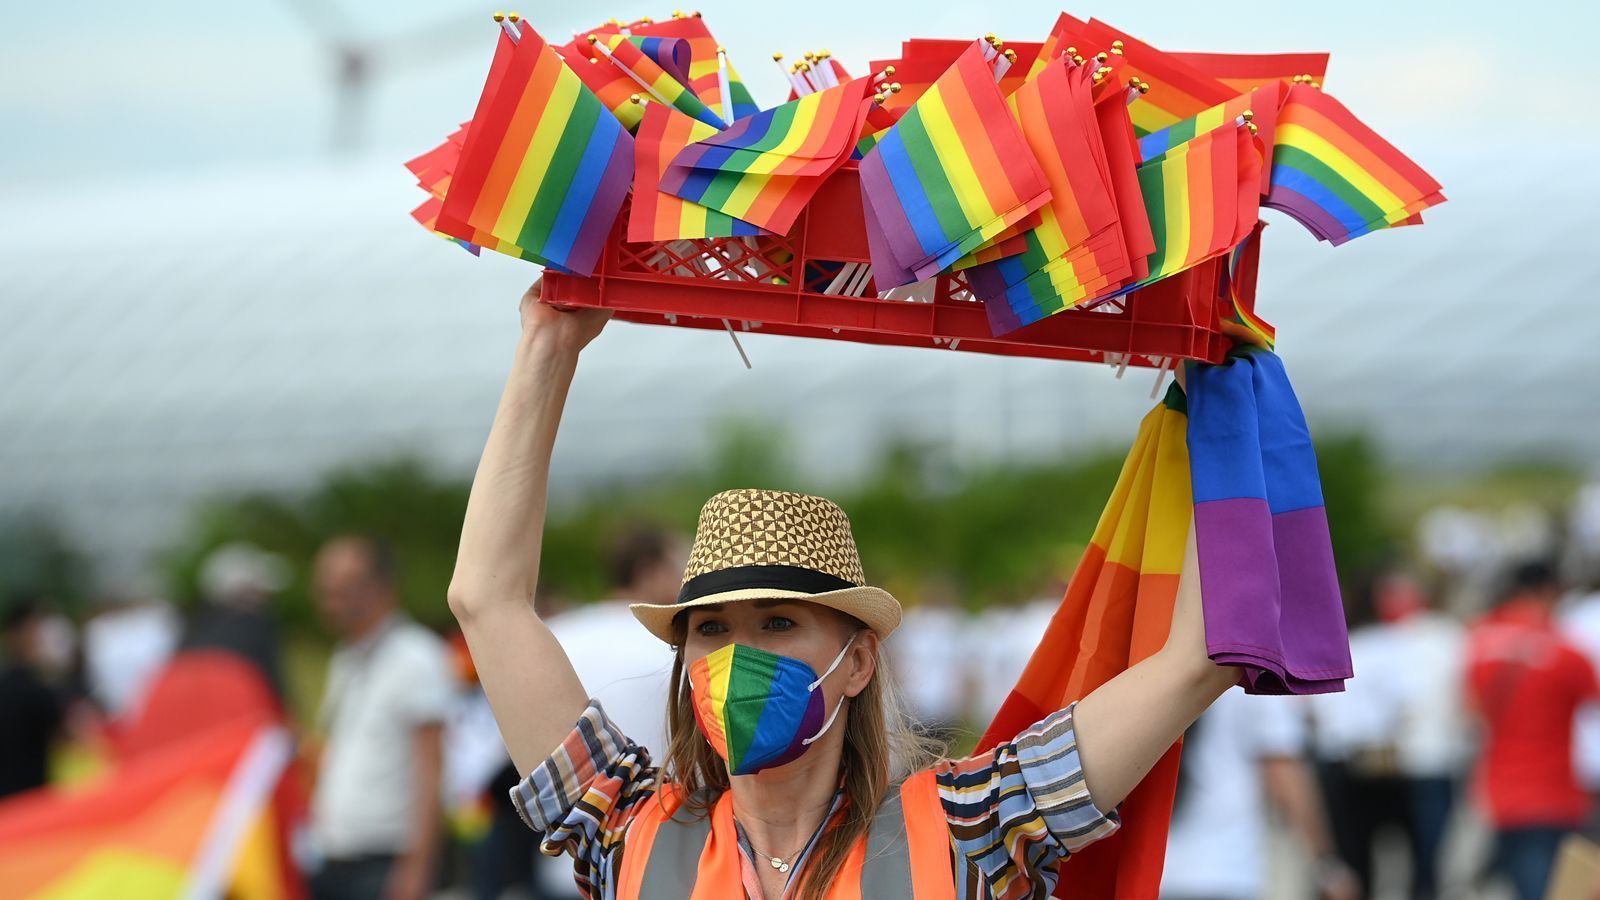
[589,35,674,107]
[721,318,753,368]
[717,47,734,122]
[493,11,521,43]
[773,54,808,97]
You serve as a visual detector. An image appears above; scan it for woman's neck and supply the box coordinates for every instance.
[726,727,846,864]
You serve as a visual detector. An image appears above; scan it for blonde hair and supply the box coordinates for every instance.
[663,619,945,900]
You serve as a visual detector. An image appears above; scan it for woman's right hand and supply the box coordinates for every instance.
[519,277,611,354]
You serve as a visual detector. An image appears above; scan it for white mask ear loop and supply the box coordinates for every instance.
[807,630,861,691]
[801,631,862,746]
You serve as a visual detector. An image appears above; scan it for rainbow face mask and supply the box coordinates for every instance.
[687,634,856,776]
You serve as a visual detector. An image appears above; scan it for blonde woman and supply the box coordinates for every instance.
[448,284,1240,900]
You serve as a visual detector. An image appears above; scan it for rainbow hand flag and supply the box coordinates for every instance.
[661,77,873,234]
[1265,83,1445,244]
[978,386,1193,900]
[859,41,1051,289]
[629,102,766,242]
[1139,80,1285,194]
[1168,51,1330,94]
[960,56,1133,334]
[1187,349,1352,693]
[573,15,760,122]
[437,23,633,276]
[626,35,693,88]
[1136,121,1261,284]
[1082,19,1238,137]
[596,34,725,129]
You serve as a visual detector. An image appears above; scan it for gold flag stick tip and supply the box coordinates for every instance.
[630,93,645,104]
[1004,49,1017,61]
[1241,109,1255,121]
[507,12,519,21]
[773,52,784,61]
[1096,51,1109,63]
[1111,39,1125,55]
[586,34,598,44]
[492,12,505,22]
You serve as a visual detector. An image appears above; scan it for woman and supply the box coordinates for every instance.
[448,283,1241,900]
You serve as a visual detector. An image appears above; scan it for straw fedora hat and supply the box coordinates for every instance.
[630,488,902,644]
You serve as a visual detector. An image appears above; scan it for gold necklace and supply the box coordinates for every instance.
[746,836,805,875]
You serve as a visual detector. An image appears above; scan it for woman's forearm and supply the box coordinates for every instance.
[448,329,579,614]
[1072,520,1238,812]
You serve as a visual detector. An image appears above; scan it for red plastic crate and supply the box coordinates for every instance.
[542,163,1259,367]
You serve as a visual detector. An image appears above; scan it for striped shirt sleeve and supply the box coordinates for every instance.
[935,701,1120,899]
[508,700,658,897]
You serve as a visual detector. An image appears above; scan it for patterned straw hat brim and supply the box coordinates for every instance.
[630,585,901,645]
[629,488,903,644]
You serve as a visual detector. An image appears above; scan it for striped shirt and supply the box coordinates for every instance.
[512,700,1119,899]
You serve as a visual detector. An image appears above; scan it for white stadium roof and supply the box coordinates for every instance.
[2,142,1596,586]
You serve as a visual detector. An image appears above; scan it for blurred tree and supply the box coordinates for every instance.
[0,512,92,614]
[161,422,1395,632]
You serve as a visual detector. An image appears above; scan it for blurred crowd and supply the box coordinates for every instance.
[5,483,1600,899]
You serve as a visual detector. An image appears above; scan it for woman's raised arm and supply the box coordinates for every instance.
[1071,524,1240,812]
[447,281,610,775]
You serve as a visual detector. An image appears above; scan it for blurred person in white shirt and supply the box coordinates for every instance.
[310,536,455,900]
[1161,690,1356,900]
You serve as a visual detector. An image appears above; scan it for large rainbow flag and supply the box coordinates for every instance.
[978,386,1194,900]
[859,40,1052,288]
[630,103,767,242]
[660,76,873,234]
[0,719,297,899]
[978,351,1351,898]
[437,22,634,276]
[1265,83,1445,244]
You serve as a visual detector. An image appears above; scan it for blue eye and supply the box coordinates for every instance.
[695,620,727,637]
[765,616,795,631]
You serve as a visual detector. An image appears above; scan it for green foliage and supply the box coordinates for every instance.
[0,512,92,613]
[160,418,1398,632]
[161,458,471,631]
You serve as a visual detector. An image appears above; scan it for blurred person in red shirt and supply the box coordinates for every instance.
[1465,560,1600,900]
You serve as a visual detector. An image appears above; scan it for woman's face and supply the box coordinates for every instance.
[681,599,877,702]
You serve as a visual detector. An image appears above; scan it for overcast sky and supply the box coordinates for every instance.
[3,0,1594,189]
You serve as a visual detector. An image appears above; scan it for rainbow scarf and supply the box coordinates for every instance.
[629,103,766,242]
[438,23,633,276]
[1265,83,1445,244]
[1187,349,1352,693]
[661,76,873,235]
[689,644,826,776]
[859,40,1051,288]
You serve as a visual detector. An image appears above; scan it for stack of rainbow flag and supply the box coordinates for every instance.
[405,10,1445,336]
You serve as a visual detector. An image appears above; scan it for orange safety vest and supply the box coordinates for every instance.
[616,769,957,900]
